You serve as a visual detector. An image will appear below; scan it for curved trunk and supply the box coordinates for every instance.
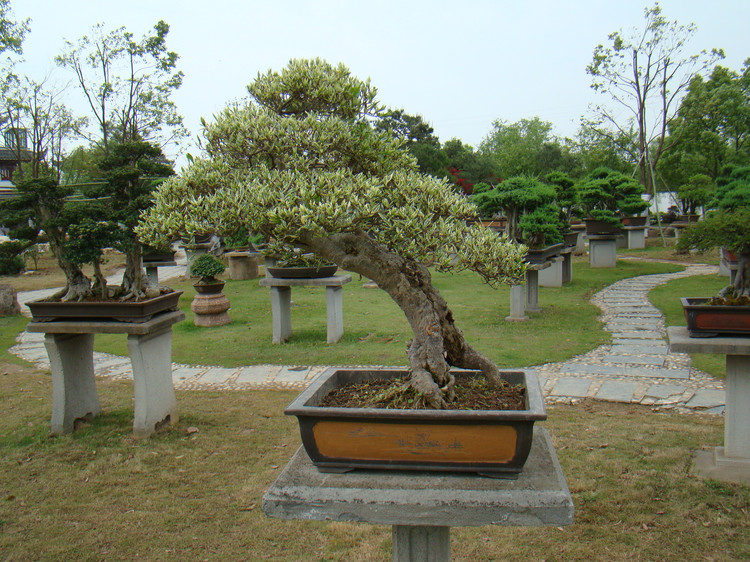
[302,230,507,408]
[46,231,91,302]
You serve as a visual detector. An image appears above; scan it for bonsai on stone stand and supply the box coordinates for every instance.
[190,254,231,327]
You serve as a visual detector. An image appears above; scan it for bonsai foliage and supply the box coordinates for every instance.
[576,167,649,225]
[138,58,527,408]
[678,166,750,298]
[471,176,559,246]
[676,174,714,215]
[190,254,225,283]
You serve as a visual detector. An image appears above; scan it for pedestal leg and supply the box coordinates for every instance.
[392,526,450,562]
[269,286,292,343]
[723,355,750,459]
[506,284,528,321]
[525,270,541,313]
[325,286,344,343]
[44,333,101,434]
[146,265,159,286]
[562,252,572,284]
[127,327,178,438]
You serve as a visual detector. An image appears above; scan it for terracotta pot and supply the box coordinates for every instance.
[285,368,546,477]
[620,216,647,227]
[27,290,183,323]
[682,297,750,337]
[267,265,338,279]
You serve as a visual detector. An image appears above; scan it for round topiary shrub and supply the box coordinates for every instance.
[190,254,226,282]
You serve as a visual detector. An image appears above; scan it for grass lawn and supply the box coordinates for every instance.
[618,234,721,264]
[1,364,748,561]
[649,274,731,378]
[91,257,684,369]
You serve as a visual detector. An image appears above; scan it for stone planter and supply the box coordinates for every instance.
[285,368,546,477]
[524,243,564,265]
[620,216,647,227]
[682,297,750,337]
[584,218,622,235]
[27,290,183,323]
[193,280,226,295]
[267,265,338,279]
[191,292,231,327]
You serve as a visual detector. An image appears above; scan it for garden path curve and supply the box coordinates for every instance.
[10,260,725,414]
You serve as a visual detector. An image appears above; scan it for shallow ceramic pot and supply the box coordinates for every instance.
[267,265,338,279]
[682,297,750,337]
[27,290,183,323]
[285,368,546,477]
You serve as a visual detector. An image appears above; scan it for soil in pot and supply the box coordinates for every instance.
[320,375,526,410]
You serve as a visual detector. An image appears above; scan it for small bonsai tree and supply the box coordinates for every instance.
[190,254,226,284]
[576,167,650,225]
[138,58,527,408]
[677,166,750,300]
[471,176,558,244]
[675,174,714,216]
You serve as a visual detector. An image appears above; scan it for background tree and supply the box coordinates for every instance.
[442,138,498,194]
[586,3,723,196]
[138,58,527,408]
[56,20,187,154]
[375,108,448,178]
[480,117,564,178]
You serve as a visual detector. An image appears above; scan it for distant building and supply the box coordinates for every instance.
[0,128,33,200]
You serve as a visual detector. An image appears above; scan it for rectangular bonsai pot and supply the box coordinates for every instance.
[682,297,750,337]
[27,290,183,323]
[285,368,547,477]
[524,243,564,265]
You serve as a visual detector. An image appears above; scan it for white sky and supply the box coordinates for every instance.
[9,0,750,167]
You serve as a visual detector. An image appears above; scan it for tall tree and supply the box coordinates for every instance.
[56,20,187,154]
[375,109,448,177]
[586,3,723,196]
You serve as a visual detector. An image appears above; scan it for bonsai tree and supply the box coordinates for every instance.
[190,253,226,284]
[675,174,714,216]
[544,171,579,225]
[137,58,527,408]
[576,167,650,225]
[471,176,558,244]
[677,166,750,300]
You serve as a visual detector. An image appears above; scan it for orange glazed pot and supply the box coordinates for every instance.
[682,297,750,337]
[285,368,546,478]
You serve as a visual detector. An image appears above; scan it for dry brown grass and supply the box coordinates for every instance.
[1,362,747,561]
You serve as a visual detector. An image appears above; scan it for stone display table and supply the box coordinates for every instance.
[587,234,618,268]
[539,256,564,288]
[667,327,749,484]
[263,428,573,562]
[27,310,185,438]
[142,259,177,286]
[258,275,352,344]
[226,251,259,280]
[623,225,647,249]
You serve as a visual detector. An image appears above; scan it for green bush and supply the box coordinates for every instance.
[189,254,225,281]
[0,241,26,275]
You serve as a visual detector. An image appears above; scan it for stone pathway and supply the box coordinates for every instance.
[10,262,725,413]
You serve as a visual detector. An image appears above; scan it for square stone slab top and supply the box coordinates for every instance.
[262,427,573,528]
[26,310,186,336]
[258,274,352,288]
[667,326,750,356]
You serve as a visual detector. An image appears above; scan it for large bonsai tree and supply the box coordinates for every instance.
[137,58,527,407]
[576,167,650,224]
[677,166,750,299]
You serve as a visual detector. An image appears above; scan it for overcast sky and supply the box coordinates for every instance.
[9,0,750,167]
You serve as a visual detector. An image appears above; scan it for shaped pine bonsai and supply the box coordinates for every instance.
[577,167,650,225]
[677,166,750,301]
[137,58,527,408]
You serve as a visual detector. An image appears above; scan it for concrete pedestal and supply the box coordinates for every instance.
[624,226,647,250]
[227,251,259,280]
[506,284,528,322]
[259,275,352,344]
[263,428,573,562]
[561,248,573,284]
[29,311,185,438]
[142,260,177,286]
[191,293,232,327]
[524,262,549,314]
[539,256,564,287]
[667,327,750,484]
[587,235,618,268]
[570,225,586,255]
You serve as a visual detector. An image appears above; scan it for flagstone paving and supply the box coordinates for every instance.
[10,260,725,414]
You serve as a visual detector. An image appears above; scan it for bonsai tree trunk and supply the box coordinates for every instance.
[721,252,750,299]
[120,245,159,299]
[304,231,508,408]
[46,228,91,302]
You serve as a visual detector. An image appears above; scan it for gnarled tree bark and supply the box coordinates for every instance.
[301,230,507,408]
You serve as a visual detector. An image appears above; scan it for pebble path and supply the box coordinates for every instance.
[10,261,725,414]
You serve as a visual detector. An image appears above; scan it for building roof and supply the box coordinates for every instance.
[0,147,33,163]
